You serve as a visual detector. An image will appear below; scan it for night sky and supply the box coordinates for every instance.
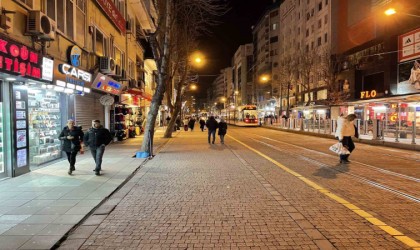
[196,0,274,98]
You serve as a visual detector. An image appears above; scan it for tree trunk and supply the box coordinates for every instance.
[140,0,172,154]
[164,103,181,138]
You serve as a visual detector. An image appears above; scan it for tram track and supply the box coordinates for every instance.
[243,134,420,203]
[252,133,420,183]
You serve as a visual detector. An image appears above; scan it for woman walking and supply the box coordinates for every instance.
[59,119,84,175]
[335,114,358,163]
[218,118,228,144]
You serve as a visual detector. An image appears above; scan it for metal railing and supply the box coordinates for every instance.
[265,118,418,145]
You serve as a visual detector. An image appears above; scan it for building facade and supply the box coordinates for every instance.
[232,44,253,106]
[0,0,156,178]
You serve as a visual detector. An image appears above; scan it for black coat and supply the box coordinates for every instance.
[83,126,112,148]
[59,126,84,152]
[206,119,218,131]
[218,122,227,135]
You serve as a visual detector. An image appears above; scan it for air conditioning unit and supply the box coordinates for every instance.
[99,57,116,75]
[114,64,122,77]
[27,10,56,41]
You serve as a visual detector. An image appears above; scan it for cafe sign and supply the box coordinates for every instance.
[0,35,44,81]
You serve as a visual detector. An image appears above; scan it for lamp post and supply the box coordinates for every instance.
[384,8,420,18]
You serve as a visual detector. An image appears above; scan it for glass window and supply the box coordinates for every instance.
[318,2,322,11]
[324,14,328,24]
[45,0,81,42]
[76,0,85,46]
[95,29,108,56]
[318,19,322,28]
[317,37,322,46]
[324,33,328,42]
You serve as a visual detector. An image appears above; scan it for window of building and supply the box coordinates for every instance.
[324,14,328,24]
[317,89,327,100]
[324,33,328,43]
[113,46,125,69]
[113,0,126,18]
[306,44,309,52]
[325,0,328,4]
[311,24,314,33]
[311,9,314,16]
[129,60,135,78]
[94,28,108,56]
[311,41,314,49]
[76,0,85,46]
[270,36,278,43]
[307,12,310,20]
[297,42,300,50]
[14,0,33,8]
[272,23,278,30]
[46,0,86,44]
[317,37,321,46]
[306,29,309,37]
[318,19,322,28]
[318,2,322,11]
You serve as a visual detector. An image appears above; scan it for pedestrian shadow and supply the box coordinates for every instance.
[313,163,349,179]
[208,144,227,151]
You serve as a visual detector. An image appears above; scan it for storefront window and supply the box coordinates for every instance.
[0,101,4,175]
[28,86,62,166]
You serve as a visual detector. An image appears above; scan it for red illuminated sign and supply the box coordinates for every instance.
[0,36,42,80]
[95,0,126,33]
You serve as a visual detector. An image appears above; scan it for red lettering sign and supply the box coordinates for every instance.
[95,0,126,33]
[0,36,44,80]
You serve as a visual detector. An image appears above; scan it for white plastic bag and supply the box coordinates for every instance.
[329,142,351,155]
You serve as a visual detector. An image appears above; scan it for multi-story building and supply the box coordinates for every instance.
[251,0,281,116]
[278,0,337,119]
[232,44,253,106]
[211,67,231,112]
[0,0,156,178]
[332,0,420,132]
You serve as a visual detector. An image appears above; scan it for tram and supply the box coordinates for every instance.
[221,105,259,126]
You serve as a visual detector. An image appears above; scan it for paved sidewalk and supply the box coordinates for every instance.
[0,130,167,250]
[59,129,409,249]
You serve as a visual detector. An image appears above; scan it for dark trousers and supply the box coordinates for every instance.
[90,145,106,171]
[219,134,225,143]
[340,136,355,160]
[208,130,216,143]
[65,151,78,169]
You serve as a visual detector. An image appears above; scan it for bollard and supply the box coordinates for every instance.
[412,121,416,145]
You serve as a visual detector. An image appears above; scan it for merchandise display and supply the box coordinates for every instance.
[28,89,62,165]
[0,103,3,173]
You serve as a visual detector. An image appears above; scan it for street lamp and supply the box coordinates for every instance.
[384,7,420,18]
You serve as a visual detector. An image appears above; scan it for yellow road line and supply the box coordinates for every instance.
[228,135,420,249]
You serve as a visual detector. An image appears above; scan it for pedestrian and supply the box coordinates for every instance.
[175,116,181,130]
[188,117,196,131]
[83,120,113,175]
[218,118,228,144]
[199,118,206,132]
[165,115,171,126]
[183,117,189,131]
[206,116,218,144]
[59,119,84,175]
[335,114,358,163]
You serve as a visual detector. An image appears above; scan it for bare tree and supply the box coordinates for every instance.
[297,50,318,106]
[318,51,350,106]
[141,0,225,153]
[278,55,298,117]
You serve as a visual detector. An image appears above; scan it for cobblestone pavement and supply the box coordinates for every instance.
[59,127,418,249]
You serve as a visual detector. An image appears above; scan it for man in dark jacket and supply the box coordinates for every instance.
[83,120,112,175]
[205,116,218,144]
[59,119,84,175]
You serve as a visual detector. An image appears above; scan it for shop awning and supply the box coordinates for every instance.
[125,88,153,101]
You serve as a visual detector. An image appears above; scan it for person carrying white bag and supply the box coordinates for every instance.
[334,114,358,163]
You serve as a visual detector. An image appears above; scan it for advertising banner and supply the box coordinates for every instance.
[396,28,420,95]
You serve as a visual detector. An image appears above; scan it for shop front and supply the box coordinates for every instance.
[53,46,93,132]
[90,72,123,134]
[0,34,58,177]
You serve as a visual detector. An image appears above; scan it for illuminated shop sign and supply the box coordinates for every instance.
[0,36,44,80]
[360,90,377,99]
[58,64,92,82]
[92,73,122,95]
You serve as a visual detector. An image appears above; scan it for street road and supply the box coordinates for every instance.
[59,126,420,249]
